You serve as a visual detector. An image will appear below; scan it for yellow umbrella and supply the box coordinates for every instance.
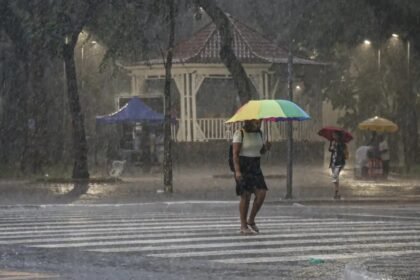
[358,116,398,133]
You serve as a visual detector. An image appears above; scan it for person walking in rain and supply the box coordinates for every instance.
[329,131,348,199]
[232,120,270,235]
[378,134,390,179]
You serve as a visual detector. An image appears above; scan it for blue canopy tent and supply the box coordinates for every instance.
[96,97,164,124]
[96,97,167,174]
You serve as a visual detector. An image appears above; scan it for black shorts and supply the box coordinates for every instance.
[235,156,268,196]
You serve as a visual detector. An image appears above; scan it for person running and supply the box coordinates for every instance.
[232,120,270,235]
[328,131,347,199]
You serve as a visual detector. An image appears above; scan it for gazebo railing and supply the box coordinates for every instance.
[193,118,318,141]
[197,118,240,140]
[273,122,319,141]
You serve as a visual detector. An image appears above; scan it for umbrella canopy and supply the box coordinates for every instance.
[318,126,353,143]
[358,116,398,133]
[96,97,164,124]
[225,99,310,123]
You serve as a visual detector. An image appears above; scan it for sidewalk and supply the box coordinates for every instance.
[0,164,419,205]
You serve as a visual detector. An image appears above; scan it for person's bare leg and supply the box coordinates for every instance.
[333,167,341,199]
[248,189,266,225]
[239,192,251,229]
[334,182,340,198]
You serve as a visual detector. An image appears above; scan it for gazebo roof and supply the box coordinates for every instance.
[134,16,322,66]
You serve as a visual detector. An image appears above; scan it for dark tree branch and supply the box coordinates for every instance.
[192,0,255,105]
[163,0,175,190]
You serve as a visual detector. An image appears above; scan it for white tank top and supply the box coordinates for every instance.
[232,129,263,158]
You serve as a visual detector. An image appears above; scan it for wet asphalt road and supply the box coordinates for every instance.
[1,165,420,279]
[1,164,420,205]
[1,202,420,280]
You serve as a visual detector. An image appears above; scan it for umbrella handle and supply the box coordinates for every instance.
[263,122,271,160]
[263,121,271,142]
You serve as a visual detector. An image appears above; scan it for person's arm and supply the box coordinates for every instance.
[379,142,389,154]
[260,141,271,154]
[233,142,242,181]
[328,141,334,152]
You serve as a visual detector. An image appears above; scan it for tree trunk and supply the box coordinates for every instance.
[0,52,28,169]
[163,0,175,191]
[192,0,255,105]
[63,43,89,179]
[27,53,49,174]
[19,57,33,173]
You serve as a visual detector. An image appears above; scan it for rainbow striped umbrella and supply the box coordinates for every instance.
[225,99,310,123]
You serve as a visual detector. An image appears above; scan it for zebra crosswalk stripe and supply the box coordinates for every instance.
[27,228,420,248]
[1,212,420,265]
[96,234,420,253]
[2,224,419,245]
[0,220,393,236]
[149,241,420,258]
[0,217,336,231]
[0,215,296,226]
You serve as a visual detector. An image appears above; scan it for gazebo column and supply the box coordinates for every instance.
[174,75,187,141]
[191,73,206,141]
[175,72,204,142]
[130,75,136,95]
[270,75,280,99]
[249,73,263,99]
[185,73,192,141]
[263,72,271,99]
[131,74,146,96]
[249,71,271,99]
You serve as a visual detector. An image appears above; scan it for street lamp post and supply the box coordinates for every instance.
[403,39,417,171]
[390,34,417,171]
[406,40,410,76]
[285,0,294,199]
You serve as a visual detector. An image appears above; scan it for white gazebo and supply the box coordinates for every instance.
[123,16,325,142]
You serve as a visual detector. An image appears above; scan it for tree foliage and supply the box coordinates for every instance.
[1,0,419,177]
[219,0,419,167]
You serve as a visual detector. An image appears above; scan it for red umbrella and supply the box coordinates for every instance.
[318,126,353,143]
